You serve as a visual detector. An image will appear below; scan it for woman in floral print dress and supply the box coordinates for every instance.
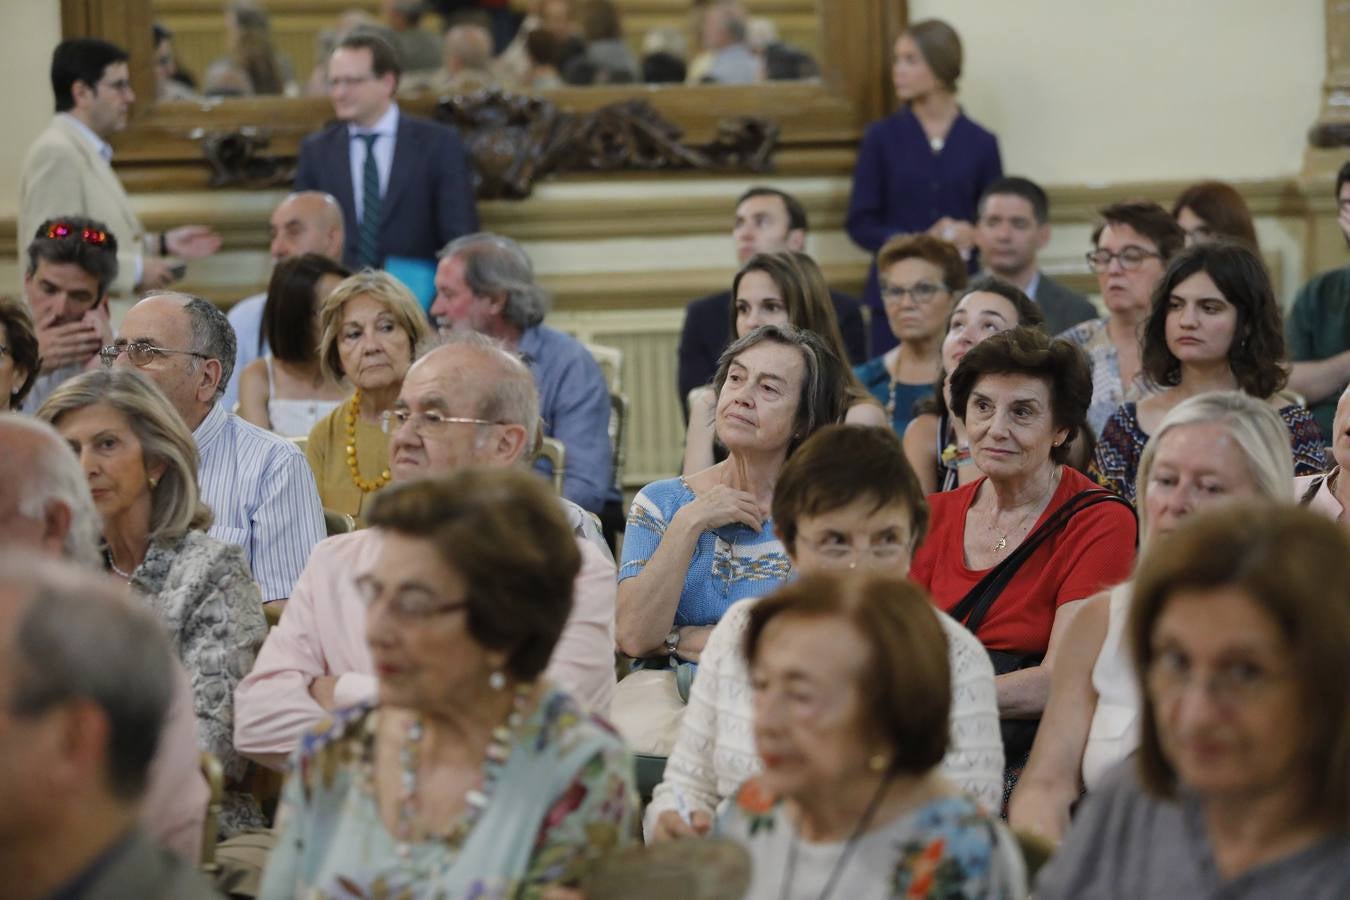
[259,470,637,899]
[715,573,1025,900]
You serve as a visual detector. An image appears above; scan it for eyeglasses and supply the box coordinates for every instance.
[45,222,110,247]
[100,340,210,368]
[1085,247,1162,272]
[379,408,498,436]
[328,74,376,89]
[1146,651,1289,707]
[881,282,948,305]
[355,575,469,619]
[800,534,910,568]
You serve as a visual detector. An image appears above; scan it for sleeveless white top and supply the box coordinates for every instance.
[264,357,341,438]
[1082,581,1141,791]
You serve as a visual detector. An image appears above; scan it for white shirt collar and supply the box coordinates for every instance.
[347,102,399,140]
[1024,270,1042,298]
[59,112,113,163]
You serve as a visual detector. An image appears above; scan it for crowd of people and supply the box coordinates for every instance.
[151,0,822,100]
[5,9,1350,900]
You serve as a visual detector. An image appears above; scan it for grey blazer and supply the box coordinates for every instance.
[1033,273,1099,336]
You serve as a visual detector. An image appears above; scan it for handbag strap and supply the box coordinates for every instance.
[949,488,1137,637]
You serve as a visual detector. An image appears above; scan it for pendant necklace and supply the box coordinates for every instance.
[779,774,893,900]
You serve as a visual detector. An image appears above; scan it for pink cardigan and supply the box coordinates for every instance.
[234,528,617,761]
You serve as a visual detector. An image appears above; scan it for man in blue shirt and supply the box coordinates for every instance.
[430,233,617,516]
[111,292,325,606]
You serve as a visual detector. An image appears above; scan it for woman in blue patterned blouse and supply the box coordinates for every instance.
[618,324,847,664]
[1091,241,1328,503]
[846,18,1002,356]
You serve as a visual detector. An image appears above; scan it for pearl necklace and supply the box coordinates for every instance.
[346,388,391,493]
[392,682,532,860]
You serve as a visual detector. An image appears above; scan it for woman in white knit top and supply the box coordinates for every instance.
[646,424,1005,840]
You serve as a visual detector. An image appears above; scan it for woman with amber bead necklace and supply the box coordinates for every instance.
[305,271,431,524]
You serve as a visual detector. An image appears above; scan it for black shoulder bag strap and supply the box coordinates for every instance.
[948,489,1138,638]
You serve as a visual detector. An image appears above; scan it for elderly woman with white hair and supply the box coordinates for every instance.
[37,369,268,837]
[1010,391,1300,842]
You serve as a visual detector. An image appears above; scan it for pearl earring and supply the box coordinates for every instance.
[488,670,507,691]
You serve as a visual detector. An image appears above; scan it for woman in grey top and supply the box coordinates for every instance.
[38,369,267,837]
[1036,504,1350,899]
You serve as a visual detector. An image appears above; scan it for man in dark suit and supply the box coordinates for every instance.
[0,556,219,898]
[677,187,867,414]
[974,176,1098,336]
[295,31,478,271]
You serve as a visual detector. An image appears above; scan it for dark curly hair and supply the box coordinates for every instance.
[1140,241,1287,398]
[948,326,1092,465]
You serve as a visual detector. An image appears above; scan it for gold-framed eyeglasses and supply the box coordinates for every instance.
[355,574,470,619]
[100,340,209,368]
[1085,247,1162,272]
[881,281,947,305]
[379,408,499,436]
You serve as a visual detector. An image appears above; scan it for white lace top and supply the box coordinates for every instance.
[645,598,1006,836]
[264,357,342,438]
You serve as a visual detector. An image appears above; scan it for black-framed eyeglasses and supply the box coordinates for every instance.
[379,408,499,436]
[1085,247,1162,272]
[881,281,948,305]
[100,340,210,368]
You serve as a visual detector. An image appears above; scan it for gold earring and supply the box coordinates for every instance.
[148,476,159,490]
[868,753,888,772]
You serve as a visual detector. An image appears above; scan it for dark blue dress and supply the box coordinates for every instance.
[846,109,1003,354]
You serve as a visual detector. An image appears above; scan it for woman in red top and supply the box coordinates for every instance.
[909,327,1137,795]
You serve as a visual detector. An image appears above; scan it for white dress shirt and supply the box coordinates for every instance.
[346,104,399,225]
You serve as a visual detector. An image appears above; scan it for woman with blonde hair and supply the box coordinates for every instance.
[306,269,432,524]
[1012,391,1299,841]
[682,252,883,474]
[37,368,267,837]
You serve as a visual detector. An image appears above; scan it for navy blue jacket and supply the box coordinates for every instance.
[295,113,479,270]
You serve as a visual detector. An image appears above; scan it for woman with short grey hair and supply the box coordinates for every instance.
[37,368,268,838]
[617,324,847,665]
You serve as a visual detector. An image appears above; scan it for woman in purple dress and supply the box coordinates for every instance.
[846,18,1003,356]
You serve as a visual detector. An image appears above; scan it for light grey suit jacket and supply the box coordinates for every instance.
[1033,272,1098,336]
[19,115,143,296]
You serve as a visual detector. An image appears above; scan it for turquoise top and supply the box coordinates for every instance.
[258,690,637,899]
[854,355,935,436]
[619,476,792,628]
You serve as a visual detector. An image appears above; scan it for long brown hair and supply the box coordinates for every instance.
[727,252,875,411]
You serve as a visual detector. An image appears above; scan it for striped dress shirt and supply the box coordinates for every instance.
[193,403,325,602]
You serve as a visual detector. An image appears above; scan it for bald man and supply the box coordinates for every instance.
[223,191,345,408]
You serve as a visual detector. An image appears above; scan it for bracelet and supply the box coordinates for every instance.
[159,232,168,256]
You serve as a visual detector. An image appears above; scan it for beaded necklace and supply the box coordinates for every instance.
[391,682,532,862]
[346,388,391,493]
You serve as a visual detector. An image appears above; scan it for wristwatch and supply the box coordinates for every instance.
[664,627,681,657]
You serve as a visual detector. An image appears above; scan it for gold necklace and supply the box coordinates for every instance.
[989,469,1061,552]
[346,388,391,493]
